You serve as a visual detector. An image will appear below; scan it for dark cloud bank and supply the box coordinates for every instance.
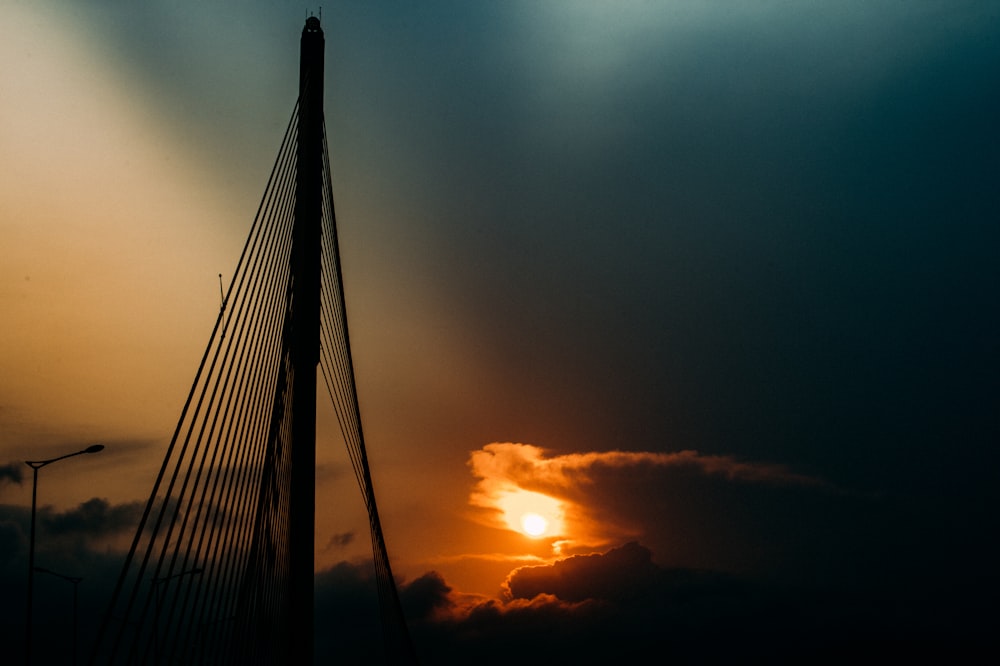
[0,499,144,665]
[320,442,999,662]
[343,540,991,665]
[320,445,998,663]
[3,489,996,664]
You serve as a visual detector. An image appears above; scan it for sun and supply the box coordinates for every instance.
[520,512,548,537]
[496,489,564,538]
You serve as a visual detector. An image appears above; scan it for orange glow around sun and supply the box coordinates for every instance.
[496,490,564,538]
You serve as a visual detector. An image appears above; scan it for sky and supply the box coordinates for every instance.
[2,0,999,663]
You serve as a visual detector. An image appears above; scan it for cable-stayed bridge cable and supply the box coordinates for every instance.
[91,76,417,663]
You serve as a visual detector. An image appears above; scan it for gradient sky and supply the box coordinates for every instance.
[2,1,999,662]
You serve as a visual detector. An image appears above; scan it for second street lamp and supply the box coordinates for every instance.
[24,443,104,666]
[33,567,83,666]
[153,567,203,666]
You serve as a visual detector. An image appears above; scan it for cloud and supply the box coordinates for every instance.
[313,560,391,663]
[42,497,144,537]
[467,442,839,565]
[3,515,989,665]
[0,518,25,565]
[0,461,23,487]
[0,497,144,564]
[471,442,831,492]
[324,531,355,551]
[399,541,989,664]
[503,540,659,603]
[0,499,145,664]
[399,570,455,622]
[399,542,764,664]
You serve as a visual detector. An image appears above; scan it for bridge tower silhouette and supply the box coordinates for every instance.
[89,17,416,664]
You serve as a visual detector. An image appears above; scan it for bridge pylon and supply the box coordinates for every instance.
[290,15,325,665]
[87,16,417,665]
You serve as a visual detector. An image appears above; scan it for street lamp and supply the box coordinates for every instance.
[24,443,104,666]
[153,567,203,666]
[33,567,83,666]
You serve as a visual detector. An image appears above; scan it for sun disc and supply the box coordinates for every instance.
[496,489,564,537]
[520,512,548,537]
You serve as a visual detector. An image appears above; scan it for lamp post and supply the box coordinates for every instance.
[24,443,104,666]
[33,567,83,666]
[153,567,203,666]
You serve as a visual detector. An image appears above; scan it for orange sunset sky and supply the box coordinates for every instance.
[3,2,998,663]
